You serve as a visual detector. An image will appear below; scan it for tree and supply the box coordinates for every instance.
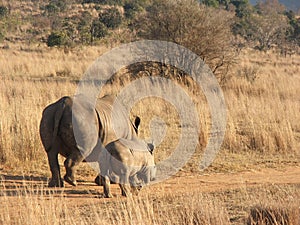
[0,29,5,42]
[246,13,289,50]
[47,31,68,47]
[199,0,219,8]
[0,5,8,42]
[77,11,93,44]
[285,10,300,44]
[90,19,108,43]
[82,0,123,5]
[0,5,8,18]
[99,7,122,29]
[134,0,236,79]
[237,0,291,50]
[230,0,252,18]
[232,0,293,51]
[124,0,145,19]
[255,0,285,14]
[61,18,77,43]
[281,10,300,54]
[44,0,68,15]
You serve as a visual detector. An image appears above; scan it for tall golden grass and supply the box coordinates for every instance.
[225,50,300,154]
[0,186,230,224]
[0,46,300,172]
[1,42,299,224]
[0,44,299,172]
[1,179,299,225]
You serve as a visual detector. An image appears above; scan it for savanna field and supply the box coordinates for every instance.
[1,0,300,224]
[0,42,299,225]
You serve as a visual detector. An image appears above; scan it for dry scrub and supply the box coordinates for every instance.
[1,176,299,225]
[0,44,300,172]
[224,49,300,154]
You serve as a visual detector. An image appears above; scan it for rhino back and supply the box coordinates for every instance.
[107,139,154,168]
[106,140,134,164]
[96,95,136,146]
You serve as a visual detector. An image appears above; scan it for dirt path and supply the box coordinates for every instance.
[1,166,300,202]
[154,166,300,194]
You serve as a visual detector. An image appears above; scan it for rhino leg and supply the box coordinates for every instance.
[119,183,132,197]
[94,175,102,186]
[63,150,84,186]
[119,173,132,197]
[130,175,142,195]
[102,175,113,198]
[95,174,118,186]
[47,150,64,187]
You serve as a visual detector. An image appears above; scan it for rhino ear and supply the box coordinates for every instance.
[147,143,155,154]
[133,116,141,134]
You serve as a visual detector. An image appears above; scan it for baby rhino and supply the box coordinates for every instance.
[99,138,156,198]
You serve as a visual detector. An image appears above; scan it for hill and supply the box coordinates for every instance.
[249,0,300,12]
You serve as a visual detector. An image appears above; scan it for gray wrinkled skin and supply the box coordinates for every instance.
[100,138,156,198]
[39,94,139,187]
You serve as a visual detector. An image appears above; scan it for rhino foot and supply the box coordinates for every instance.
[95,175,116,186]
[104,193,113,198]
[48,178,64,188]
[94,175,103,186]
[64,175,77,186]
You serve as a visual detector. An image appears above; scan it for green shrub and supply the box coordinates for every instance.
[124,1,143,19]
[0,5,8,18]
[0,30,5,42]
[90,19,108,42]
[44,0,67,15]
[82,0,123,5]
[46,31,68,47]
[99,7,122,29]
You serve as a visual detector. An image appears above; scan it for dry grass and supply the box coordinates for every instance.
[0,45,300,172]
[0,174,231,225]
[220,184,300,225]
[0,45,299,225]
[224,49,300,154]
[1,178,299,225]
[0,43,108,79]
[247,205,300,225]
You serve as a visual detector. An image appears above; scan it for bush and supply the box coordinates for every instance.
[233,2,291,51]
[0,30,5,42]
[199,0,219,8]
[285,10,300,46]
[46,31,68,47]
[82,0,123,5]
[124,1,144,19]
[134,0,236,79]
[99,7,122,29]
[0,5,8,18]
[44,0,67,15]
[78,11,93,44]
[231,0,252,18]
[90,19,108,42]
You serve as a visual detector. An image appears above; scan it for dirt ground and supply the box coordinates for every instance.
[1,165,299,203]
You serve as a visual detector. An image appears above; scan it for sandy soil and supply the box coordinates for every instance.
[1,165,299,203]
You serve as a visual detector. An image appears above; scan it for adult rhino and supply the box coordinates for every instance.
[100,138,156,198]
[39,94,140,187]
